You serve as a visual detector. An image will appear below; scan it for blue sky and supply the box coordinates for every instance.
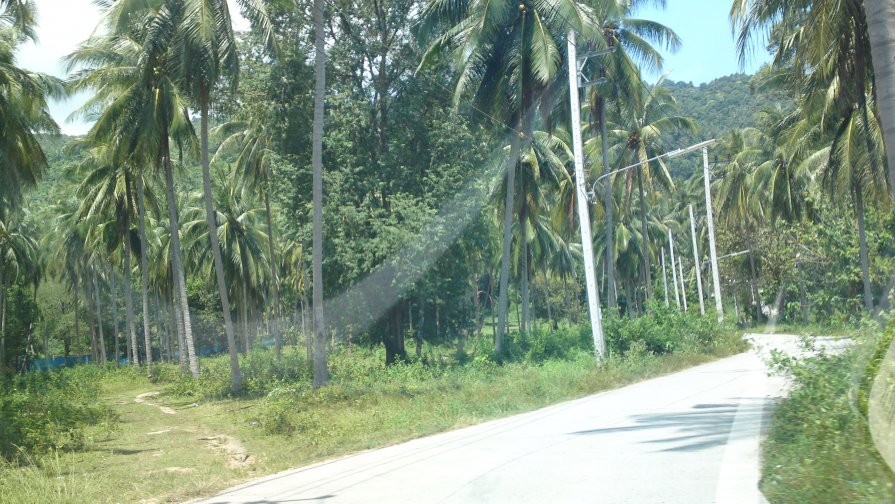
[634,0,770,85]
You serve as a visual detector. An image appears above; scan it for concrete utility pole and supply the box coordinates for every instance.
[567,29,605,359]
[689,205,705,315]
[702,147,724,321]
[678,257,688,312]
[661,248,669,307]
[669,233,680,309]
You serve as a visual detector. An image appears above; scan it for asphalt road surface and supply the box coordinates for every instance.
[192,334,840,504]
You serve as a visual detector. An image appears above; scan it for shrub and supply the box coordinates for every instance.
[0,370,116,460]
[762,329,895,503]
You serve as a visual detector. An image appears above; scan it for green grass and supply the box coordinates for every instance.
[760,327,895,503]
[0,320,746,504]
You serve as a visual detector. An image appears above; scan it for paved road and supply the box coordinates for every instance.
[192,334,833,504]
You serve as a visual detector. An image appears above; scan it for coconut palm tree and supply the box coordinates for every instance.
[0,213,39,366]
[73,141,145,365]
[68,7,206,379]
[606,79,696,304]
[152,0,275,386]
[421,0,595,353]
[0,1,62,214]
[578,0,681,310]
[213,114,283,358]
[181,166,269,353]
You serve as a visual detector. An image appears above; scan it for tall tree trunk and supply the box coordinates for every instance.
[111,274,120,365]
[135,175,154,369]
[599,97,618,310]
[416,295,424,358]
[865,0,895,200]
[163,143,199,378]
[92,272,107,364]
[520,205,530,334]
[263,188,283,359]
[312,0,330,388]
[62,301,71,358]
[637,169,654,303]
[495,133,521,356]
[0,277,6,368]
[240,274,250,353]
[171,283,186,373]
[796,252,809,324]
[199,88,242,393]
[121,211,141,368]
[855,181,875,312]
[748,236,762,323]
[563,274,571,324]
[85,276,98,362]
[73,283,81,356]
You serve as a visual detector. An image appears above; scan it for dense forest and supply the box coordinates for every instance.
[1,0,894,501]
[665,74,794,143]
[0,0,891,384]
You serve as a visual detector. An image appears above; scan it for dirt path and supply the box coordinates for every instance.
[135,391,177,415]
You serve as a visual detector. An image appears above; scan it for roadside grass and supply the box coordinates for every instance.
[760,325,895,504]
[1,318,746,503]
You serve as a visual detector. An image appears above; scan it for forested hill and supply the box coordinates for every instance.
[665,73,793,143]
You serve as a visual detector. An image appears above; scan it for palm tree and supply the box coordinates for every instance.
[181,167,269,353]
[421,0,595,353]
[68,7,208,379]
[0,213,38,366]
[578,0,681,310]
[213,114,283,358]
[607,79,696,305]
[73,141,145,365]
[0,1,62,215]
[139,0,275,387]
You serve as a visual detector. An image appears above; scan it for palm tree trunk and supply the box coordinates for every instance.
[135,175,154,369]
[599,97,618,310]
[0,276,6,368]
[312,0,330,387]
[111,274,120,365]
[796,252,809,324]
[416,295,424,358]
[85,275,98,362]
[199,88,242,392]
[121,217,141,367]
[855,181,875,312]
[496,133,521,355]
[520,206,530,334]
[92,272,107,364]
[262,188,283,359]
[171,282,187,373]
[748,236,762,322]
[637,169,654,303]
[73,283,81,356]
[163,145,199,378]
[865,0,895,200]
[241,273,250,353]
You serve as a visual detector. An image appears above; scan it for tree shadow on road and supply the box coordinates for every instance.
[570,398,777,453]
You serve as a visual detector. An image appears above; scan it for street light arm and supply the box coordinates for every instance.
[588,139,717,200]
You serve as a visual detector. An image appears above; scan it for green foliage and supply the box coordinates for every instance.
[761,329,895,503]
[604,306,741,356]
[0,367,117,460]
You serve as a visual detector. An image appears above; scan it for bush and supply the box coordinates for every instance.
[761,328,895,503]
[604,305,734,357]
[0,369,116,460]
